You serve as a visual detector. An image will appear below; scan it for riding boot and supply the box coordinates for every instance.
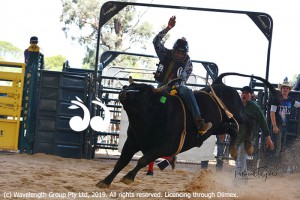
[195,117,212,135]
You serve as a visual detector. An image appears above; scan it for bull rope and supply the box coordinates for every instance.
[208,85,240,132]
[173,95,187,156]
[198,90,223,124]
[198,76,239,131]
[172,89,236,156]
[172,90,224,156]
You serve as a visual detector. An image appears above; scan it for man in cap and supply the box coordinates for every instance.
[235,86,274,177]
[270,77,300,157]
[24,36,39,65]
[24,36,44,69]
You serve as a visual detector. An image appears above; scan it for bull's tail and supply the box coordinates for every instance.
[213,72,277,96]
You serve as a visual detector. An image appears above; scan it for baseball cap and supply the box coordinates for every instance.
[241,86,253,94]
[30,36,38,43]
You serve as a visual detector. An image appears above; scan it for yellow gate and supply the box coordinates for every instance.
[0,61,25,150]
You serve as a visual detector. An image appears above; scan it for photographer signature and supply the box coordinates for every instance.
[231,166,282,181]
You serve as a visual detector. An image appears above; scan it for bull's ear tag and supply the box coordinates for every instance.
[160,96,167,103]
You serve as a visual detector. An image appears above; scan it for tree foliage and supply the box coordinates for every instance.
[44,55,67,71]
[60,0,154,69]
[0,41,22,62]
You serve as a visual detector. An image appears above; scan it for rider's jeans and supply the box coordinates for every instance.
[177,85,201,119]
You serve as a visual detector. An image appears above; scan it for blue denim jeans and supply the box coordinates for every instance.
[177,85,201,119]
[236,143,247,173]
[271,125,287,157]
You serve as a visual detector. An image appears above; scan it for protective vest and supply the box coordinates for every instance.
[154,51,189,84]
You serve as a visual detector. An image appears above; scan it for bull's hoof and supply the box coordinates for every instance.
[245,145,254,156]
[120,176,134,185]
[230,147,238,160]
[95,180,110,188]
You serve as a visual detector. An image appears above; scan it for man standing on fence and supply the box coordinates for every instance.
[24,36,44,69]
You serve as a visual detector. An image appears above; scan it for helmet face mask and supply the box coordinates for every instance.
[172,39,188,61]
[173,50,186,60]
[173,39,189,52]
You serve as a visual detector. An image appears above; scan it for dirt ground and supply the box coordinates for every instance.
[1,150,300,200]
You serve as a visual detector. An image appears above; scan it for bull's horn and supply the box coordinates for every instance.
[129,76,134,84]
[153,85,167,93]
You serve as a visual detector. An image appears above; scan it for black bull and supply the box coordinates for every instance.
[96,72,278,188]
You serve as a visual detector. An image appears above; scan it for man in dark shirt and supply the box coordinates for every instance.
[24,36,44,70]
[24,36,39,65]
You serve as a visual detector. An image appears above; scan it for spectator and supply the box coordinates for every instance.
[24,36,44,69]
[24,36,39,65]
[270,78,300,157]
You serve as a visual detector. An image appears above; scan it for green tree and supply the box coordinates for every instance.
[0,41,22,62]
[44,55,66,71]
[60,0,154,69]
[292,74,299,84]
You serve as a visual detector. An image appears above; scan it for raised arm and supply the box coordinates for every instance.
[153,16,176,61]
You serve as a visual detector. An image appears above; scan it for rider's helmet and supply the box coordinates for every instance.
[172,37,189,61]
[173,37,189,52]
